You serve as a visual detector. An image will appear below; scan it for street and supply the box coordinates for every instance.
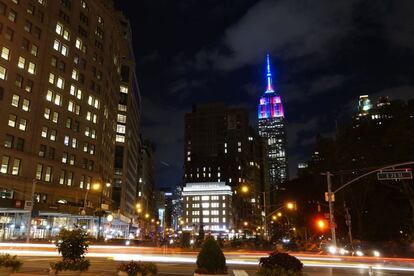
[2,243,414,275]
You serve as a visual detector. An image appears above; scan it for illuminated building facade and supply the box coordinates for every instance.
[0,0,138,239]
[258,54,288,204]
[182,182,232,233]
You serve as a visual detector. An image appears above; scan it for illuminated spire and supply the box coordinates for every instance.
[266,53,274,93]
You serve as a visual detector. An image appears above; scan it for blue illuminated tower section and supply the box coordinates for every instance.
[258,54,288,200]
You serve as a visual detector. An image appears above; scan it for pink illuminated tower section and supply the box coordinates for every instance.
[258,54,285,119]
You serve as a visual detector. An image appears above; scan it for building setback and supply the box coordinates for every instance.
[0,0,139,239]
[184,103,266,230]
[258,54,288,206]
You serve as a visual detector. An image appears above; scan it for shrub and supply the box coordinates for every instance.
[51,228,90,273]
[117,261,157,276]
[55,228,89,260]
[0,254,22,272]
[50,259,90,273]
[258,252,303,276]
[196,236,227,274]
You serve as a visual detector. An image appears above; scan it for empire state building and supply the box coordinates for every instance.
[258,54,288,197]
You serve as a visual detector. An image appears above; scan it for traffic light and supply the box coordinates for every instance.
[315,218,328,231]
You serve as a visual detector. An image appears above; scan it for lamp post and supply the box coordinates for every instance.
[94,182,111,240]
[240,184,296,239]
[26,179,37,243]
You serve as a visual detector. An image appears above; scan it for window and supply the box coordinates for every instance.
[1,156,9,174]
[11,158,21,175]
[8,114,17,127]
[59,170,65,185]
[116,124,125,134]
[118,104,127,111]
[116,135,125,143]
[22,99,30,111]
[15,75,23,88]
[71,69,78,80]
[5,28,14,41]
[31,44,38,56]
[0,65,6,79]
[120,85,128,94]
[16,137,24,151]
[28,62,36,74]
[201,196,210,201]
[41,126,48,138]
[49,129,56,141]
[11,94,20,107]
[64,135,69,146]
[52,111,58,123]
[8,10,17,22]
[19,118,27,131]
[44,108,51,119]
[24,20,32,32]
[25,79,33,92]
[39,144,46,157]
[4,135,13,148]
[1,47,10,60]
[44,166,52,182]
[117,114,126,123]
[18,56,26,69]
[62,152,68,163]
[35,163,43,180]
[67,171,73,186]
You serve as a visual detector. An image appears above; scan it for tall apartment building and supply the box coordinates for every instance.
[112,14,142,227]
[0,0,138,239]
[184,103,266,230]
[138,140,155,218]
[258,54,288,206]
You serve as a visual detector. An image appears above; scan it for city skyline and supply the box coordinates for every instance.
[116,0,414,189]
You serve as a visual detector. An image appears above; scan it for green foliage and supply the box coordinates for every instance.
[117,261,157,276]
[0,254,22,272]
[51,228,90,273]
[55,228,89,261]
[259,252,303,274]
[50,259,90,273]
[196,236,227,274]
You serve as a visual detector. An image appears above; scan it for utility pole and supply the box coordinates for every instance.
[326,171,337,247]
[262,191,267,239]
[26,180,36,243]
[344,201,353,249]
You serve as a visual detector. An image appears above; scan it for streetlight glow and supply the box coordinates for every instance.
[92,183,101,190]
[241,185,249,193]
[277,212,282,217]
[286,202,294,210]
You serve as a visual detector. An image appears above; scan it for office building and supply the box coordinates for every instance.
[184,103,266,229]
[182,182,232,234]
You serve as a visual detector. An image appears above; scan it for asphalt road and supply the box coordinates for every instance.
[2,243,414,275]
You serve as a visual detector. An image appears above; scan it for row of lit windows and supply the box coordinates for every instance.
[188,202,223,208]
[187,196,226,201]
[189,210,226,216]
[8,114,27,131]
[1,155,21,175]
[11,94,30,111]
[17,56,36,74]
[49,73,65,89]
[187,218,226,223]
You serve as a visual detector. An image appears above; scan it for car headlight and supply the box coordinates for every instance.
[373,250,380,257]
[355,250,364,256]
[328,246,337,254]
[339,248,346,255]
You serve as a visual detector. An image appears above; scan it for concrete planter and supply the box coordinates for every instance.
[0,267,13,276]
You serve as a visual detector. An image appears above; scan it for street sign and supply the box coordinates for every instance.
[0,191,13,199]
[325,192,335,202]
[377,170,413,181]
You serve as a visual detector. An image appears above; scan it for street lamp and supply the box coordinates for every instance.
[286,202,295,210]
[243,221,248,227]
[94,182,111,240]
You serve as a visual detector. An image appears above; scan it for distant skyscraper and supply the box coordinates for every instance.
[258,54,288,200]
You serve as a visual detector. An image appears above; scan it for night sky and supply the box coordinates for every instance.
[115,0,414,189]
